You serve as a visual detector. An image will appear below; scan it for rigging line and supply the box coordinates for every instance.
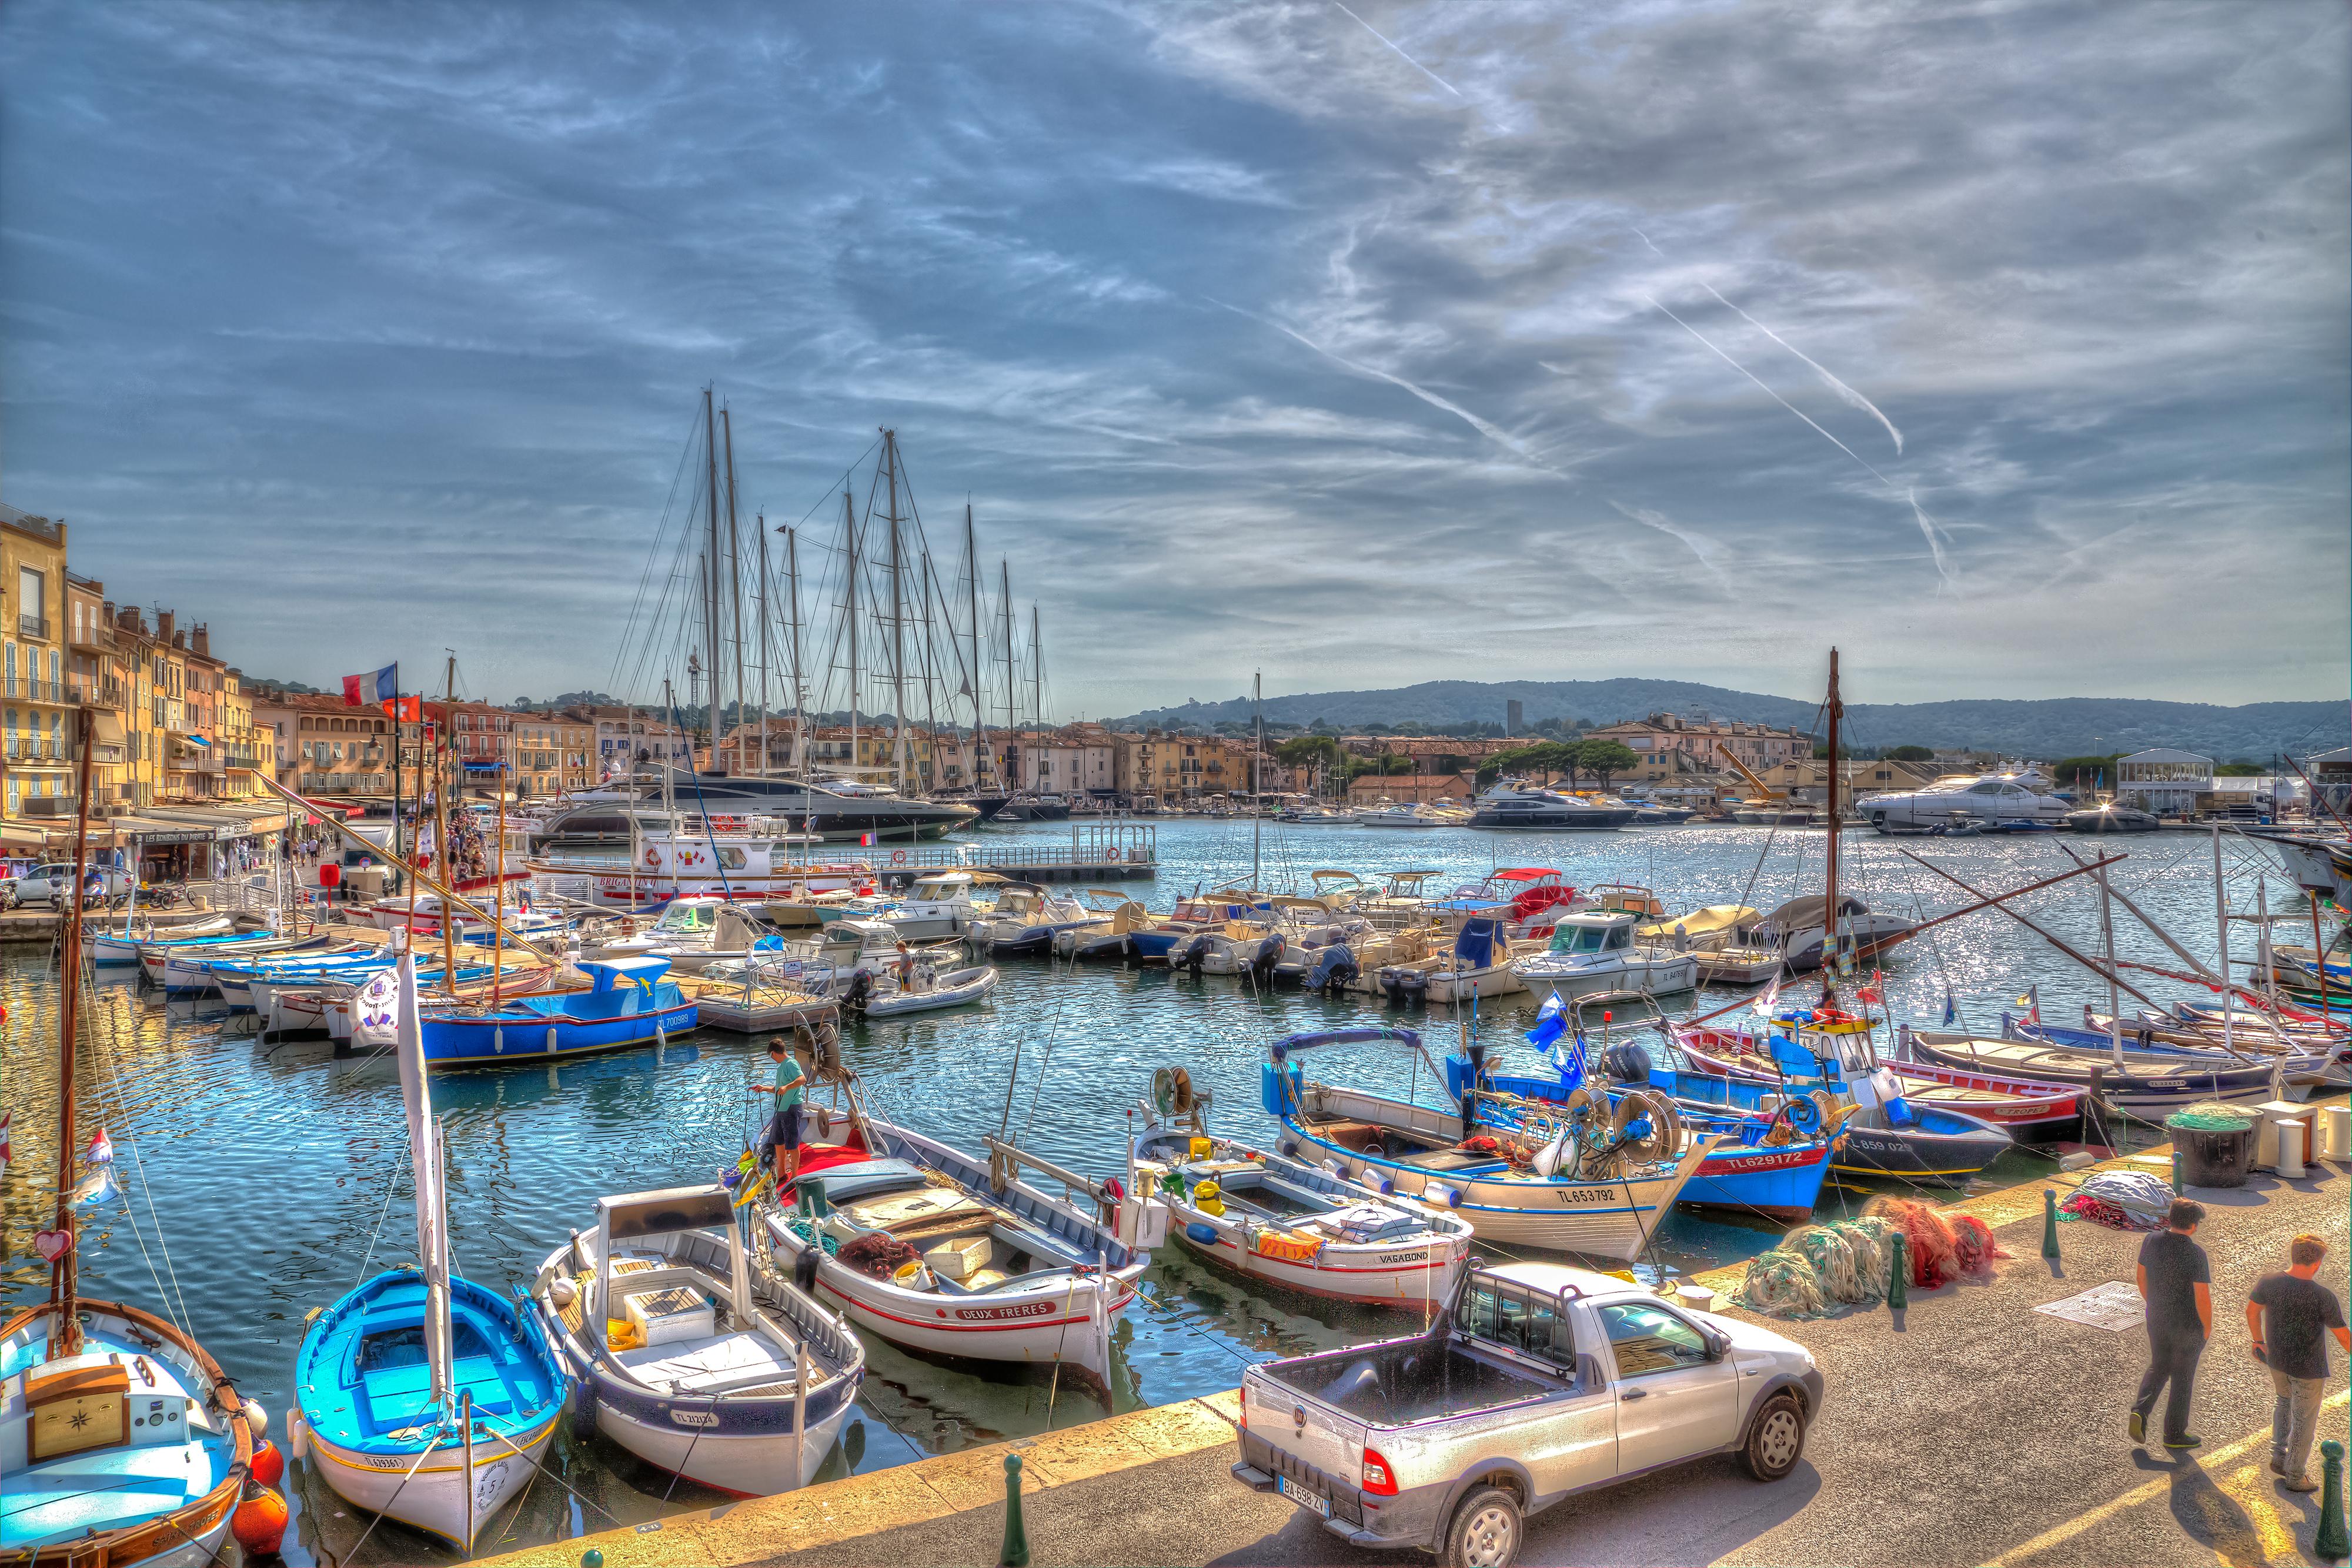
[353,1122,414,1286]
[604,402,708,698]
[83,989,189,1333]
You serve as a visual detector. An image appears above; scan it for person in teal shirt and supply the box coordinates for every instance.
[753,1035,810,1184]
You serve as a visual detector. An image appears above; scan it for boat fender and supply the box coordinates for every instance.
[242,1398,270,1440]
[570,1373,598,1440]
[1426,1182,1462,1209]
[793,1245,823,1293]
[549,1276,578,1309]
[1367,1171,1395,1196]
[250,1437,286,1489]
[1275,1137,1298,1159]
[231,1480,289,1557]
[1322,1156,1348,1178]
[1184,1221,1220,1245]
[285,1407,307,1462]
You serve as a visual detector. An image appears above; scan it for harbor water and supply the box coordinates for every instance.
[0,818,2319,1563]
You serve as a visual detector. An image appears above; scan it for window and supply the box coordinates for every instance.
[1459,1278,1575,1366]
[1596,1301,1712,1378]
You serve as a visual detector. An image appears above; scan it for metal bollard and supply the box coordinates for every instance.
[1888,1230,1908,1312]
[2172,1145,2184,1195]
[2042,1189,2060,1261]
[998,1453,1030,1568]
[2318,1439,2347,1562]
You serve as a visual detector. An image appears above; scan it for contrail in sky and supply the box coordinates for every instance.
[1329,1,1464,98]
[1218,299,1538,462]
[1643,293,1952,586]
[1611,500,1730,591]
[1696,281,1905,454]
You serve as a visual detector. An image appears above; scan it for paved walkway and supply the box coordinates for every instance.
[487,1139,2352,1568]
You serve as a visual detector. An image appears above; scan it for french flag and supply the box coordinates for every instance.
[342,663,398,707]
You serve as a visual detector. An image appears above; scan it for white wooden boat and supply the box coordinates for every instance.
[529,1185,864,1496]
[1131,1073,1472,1308]
[1262,1027,1716,1258]
[753,1105,1144,1396]
[1509,911,1702,999]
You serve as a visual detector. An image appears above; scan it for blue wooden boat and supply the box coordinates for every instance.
[418,955,696,1066]
[289,955,571,1551]
[1439,1044,1832,1223]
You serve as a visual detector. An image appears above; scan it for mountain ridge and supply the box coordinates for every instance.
[1105,680,2347,762]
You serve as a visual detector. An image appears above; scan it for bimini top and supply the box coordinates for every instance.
[577,955,675,992]
[1491,867,1565,882]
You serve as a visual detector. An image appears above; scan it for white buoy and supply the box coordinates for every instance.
[286,1407,306,1462]
[242,1398,269,1439]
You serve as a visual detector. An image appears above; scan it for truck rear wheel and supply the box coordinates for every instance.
[1742,1392,1806,1480]
[1442,1485,1522,1568]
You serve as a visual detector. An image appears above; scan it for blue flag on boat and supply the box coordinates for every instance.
[1524,991,1567,1051]
[1942,991,1957,1026]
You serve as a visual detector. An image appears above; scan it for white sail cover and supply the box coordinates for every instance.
[391,954,455,1409]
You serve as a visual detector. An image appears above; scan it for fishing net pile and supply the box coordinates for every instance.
[837,1233,920,1279]
[2166,1101,2258,1132]
[1734,1217,1899,1319]
[1863,1196,2007,1288]
[783,1215,842,1255]
[1732,1249,1828,1319]
[2057,1169,2176,1231]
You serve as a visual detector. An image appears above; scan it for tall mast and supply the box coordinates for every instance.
[1030,604,1044,735]
[703,387,723,755]
[918,549,943,794]
[1252,670,1264,887]
[722,404,747,772]
[1823,647,1841,985]
[1000,560,1015,789]
[439,653,458,987]
[47,701,99,1356]
[844,489,860,783]
[965,505,991,790]
[756,513,771,777]
[784,525,806,774]
[883,432,908,793]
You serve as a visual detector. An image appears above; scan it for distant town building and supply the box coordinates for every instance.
[2116,748,2212,815]
[1586,713,1811,784]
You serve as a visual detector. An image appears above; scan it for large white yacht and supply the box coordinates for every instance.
[1865,770,2070,834]
[1463,779,1635,831]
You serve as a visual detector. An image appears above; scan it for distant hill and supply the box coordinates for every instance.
[246,675,325,696]
[1109,680,2348,763]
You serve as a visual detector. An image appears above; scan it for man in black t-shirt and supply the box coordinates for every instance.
[2245,1233,2350,1492]
[2132,1198,2212,1450]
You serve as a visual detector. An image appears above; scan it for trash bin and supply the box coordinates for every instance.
[2166,1104,2259,1188]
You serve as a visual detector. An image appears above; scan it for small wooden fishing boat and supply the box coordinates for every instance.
[139,932,332,992]
[1131,1069,1474,1306]
[289,955,572,1551]
[856,964,998,1017]
[1674,1024,2086,1135]
[753,1094,1145,1396]
[2077,1009,2348,1085]
[1905,1027,2291,1111]
[529,1185,864,1495]
[1263,1027,1718,1258]
[416,956,696,1066]
[85,913,235,965]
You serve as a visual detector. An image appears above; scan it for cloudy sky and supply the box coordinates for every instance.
[3,1,2345,717]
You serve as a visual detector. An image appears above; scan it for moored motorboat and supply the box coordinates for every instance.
[855,963,999,1017]
[529,1184,864,1496]
[1509,910,1701,1001]
[415,956,697,1066]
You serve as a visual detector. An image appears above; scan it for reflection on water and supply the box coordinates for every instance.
[1,819,2284,1562]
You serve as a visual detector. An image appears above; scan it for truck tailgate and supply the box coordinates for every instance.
[1242,1366,1368,1493]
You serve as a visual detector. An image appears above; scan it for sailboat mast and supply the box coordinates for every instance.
[439,653,458,985]
[1252,670,1263,887]
[784,525,806,774]
[1030,604,1043,734]
[884,432,908,793]
[1000,560,1015,789]
[48,701,99,1355]
[756,513,771,777]
[722,405,748,771]
[703,387,723,755]
[844,490,860,783]
[1823,647,1841,984]
[965,506,990,789]
[918,550,943,791]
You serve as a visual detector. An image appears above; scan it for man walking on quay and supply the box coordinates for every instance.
[2132,1198,2212,1450]
[2246,1233,2350,1492]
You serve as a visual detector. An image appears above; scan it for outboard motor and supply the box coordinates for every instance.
[1462,1040,1488,1129]
[1250,934,1285,985]
[1308,944,1358,992]
[1181,934,1211,975]
[841,969,877,1012]
[1601,1042,1654,1083]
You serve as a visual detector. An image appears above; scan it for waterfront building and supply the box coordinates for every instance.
[1344,771,1475,805]
[512,713,591,796]
[1114,730,1251,803]
[266,691,397,797]
[2116,748,2213,815]
[1586,712,1812,783]
[0,505,74,839]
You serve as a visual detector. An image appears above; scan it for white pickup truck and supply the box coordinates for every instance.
[1234,1262,1825,1568]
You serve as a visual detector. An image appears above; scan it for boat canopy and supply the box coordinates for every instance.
[1491,867,1565,882]
[1453,916,1503,968]
[1760,894,1871,928]
[578,955,675,992]
[600,1183,736,1241]
[1635,904,1758,941]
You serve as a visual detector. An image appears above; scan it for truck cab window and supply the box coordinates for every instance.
[1597,1302,1712,1378]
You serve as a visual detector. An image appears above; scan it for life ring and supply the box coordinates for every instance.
[891,849,907,864]
[643,848,659,868]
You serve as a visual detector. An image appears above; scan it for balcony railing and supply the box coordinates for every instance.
[66,676,126,707]
[2,675,68,703]
[18,614,49,641]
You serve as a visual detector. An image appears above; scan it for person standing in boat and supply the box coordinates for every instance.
[754,1034,810,1186]
[2131,1198,2212,1451]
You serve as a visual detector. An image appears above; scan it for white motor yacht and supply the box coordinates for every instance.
[1463,779,1634,830]
[1509,910,1701,999]
[1866,771,2070,834]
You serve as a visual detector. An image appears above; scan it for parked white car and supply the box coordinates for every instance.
[11,863,134,905]
[1235,1262,1823,1567]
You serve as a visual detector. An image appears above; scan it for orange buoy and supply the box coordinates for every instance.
[249,1437,285,1487]
[231,1479,289,1557]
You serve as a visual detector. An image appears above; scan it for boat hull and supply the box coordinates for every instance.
[292,1407,559,1552]
[418,1000,697,1065]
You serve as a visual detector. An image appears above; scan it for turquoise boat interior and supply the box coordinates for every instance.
[295,1269,565,1455]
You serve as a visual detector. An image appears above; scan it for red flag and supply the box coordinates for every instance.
[380,696,422,722]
